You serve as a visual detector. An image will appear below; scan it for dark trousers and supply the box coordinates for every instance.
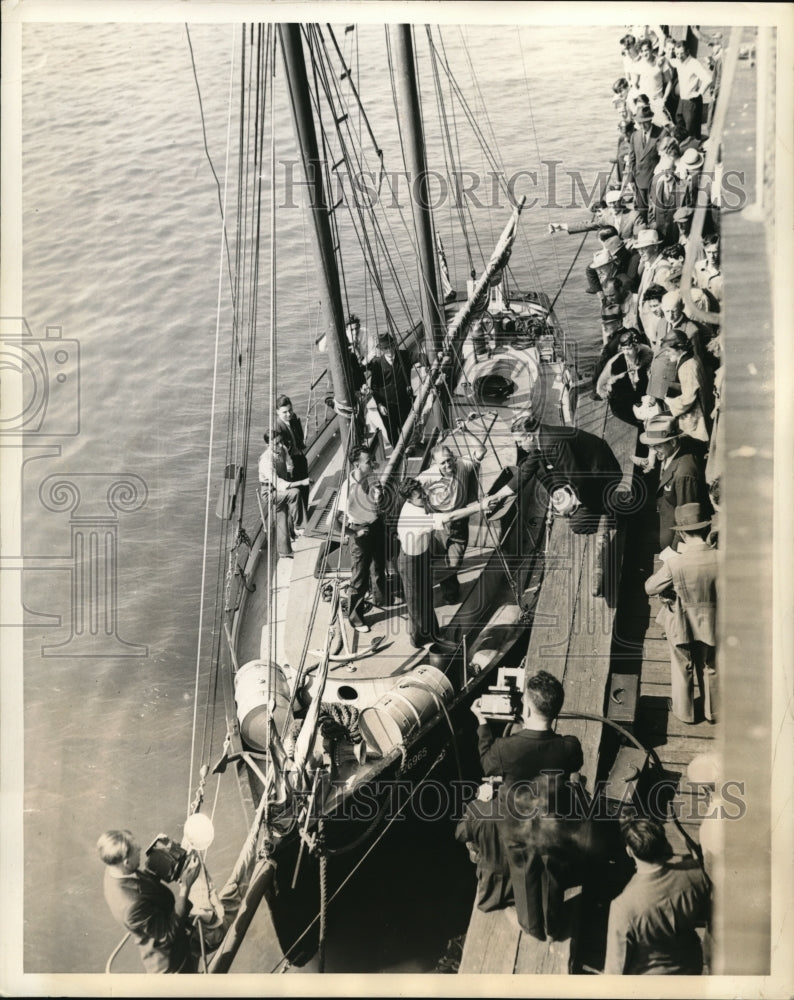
[501,839,566,941]
[262,487,305,557]
[396,547,439,644]
[434,520,468,602]
[347,521,386,617]
[678,95,703,140]
[376,399,413,446]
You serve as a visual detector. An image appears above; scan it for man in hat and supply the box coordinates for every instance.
[606,189,644,249]
[488,410,624,535]
[627,106,663,215]
[670,39,713,140]
[639,415,708,552]
[644,503,718,723]
[366,331,419,447]
[635,229,674,336]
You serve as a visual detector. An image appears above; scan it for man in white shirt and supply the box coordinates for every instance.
[336,444,388,633]
[419,444,485,603]
[671,40,713,140]
[395,478,447,647]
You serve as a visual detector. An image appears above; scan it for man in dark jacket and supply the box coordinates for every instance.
[98,829,201,973]
[471,670,584,941]
[639,415,708,551]
[490,410,624,534]
[628,106,663,216]
[366,331,418,446]
[455,792,514,915]
[605,817,710,974]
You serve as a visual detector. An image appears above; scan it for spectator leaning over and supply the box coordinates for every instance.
[604,816,710,974]
[595,328,653,427]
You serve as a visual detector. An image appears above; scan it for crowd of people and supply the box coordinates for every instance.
[458,23,722,975]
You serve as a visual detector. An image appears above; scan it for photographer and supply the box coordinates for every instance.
[97,829,201,973]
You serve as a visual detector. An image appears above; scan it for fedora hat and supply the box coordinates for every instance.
[674,503,711,532]
[639,414,680,446]
[673,206,694,222]
[592,248,614,269]
[680,147,704,170]
[603,235,626,257]
[635,228,661,249]
[634,105,654,123]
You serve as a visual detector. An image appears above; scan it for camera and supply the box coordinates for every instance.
[144,834,189,882]
[0,318,80,435]
[479,687,514,718]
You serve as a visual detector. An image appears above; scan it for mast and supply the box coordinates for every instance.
[389,25,445,359]
[279,24,361,443]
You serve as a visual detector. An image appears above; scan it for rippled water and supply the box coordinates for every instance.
[19,20,617,974]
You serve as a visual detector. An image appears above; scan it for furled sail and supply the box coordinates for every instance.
[444,195,526,349]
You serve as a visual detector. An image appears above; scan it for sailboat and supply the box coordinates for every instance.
[163,22,581,973]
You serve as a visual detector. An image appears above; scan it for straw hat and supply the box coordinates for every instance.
[635,228,662,250]
[639,414,680,446]
[680,147,705,171]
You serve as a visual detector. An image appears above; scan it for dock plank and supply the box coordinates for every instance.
[458,906,521,974]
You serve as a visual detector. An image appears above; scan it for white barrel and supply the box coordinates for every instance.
[234,660,291,752]
[359,665,454,757]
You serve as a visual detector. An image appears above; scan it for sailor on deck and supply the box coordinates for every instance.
[366,331,418,447]
[395,478,445,648]
[419,443,486,604]
[258,429,310,559]
[337,443,388,634]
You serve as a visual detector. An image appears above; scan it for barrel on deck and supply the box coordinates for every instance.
[359,664,454,757]
[234,660,291,752]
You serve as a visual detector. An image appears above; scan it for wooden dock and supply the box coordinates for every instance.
[459,393,638,975]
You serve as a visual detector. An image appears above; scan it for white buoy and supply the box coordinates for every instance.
[183,812,215,852]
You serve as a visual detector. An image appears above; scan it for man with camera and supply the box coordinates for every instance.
[97,829,201,973]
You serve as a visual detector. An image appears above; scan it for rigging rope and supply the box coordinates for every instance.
[187,24,239,816]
